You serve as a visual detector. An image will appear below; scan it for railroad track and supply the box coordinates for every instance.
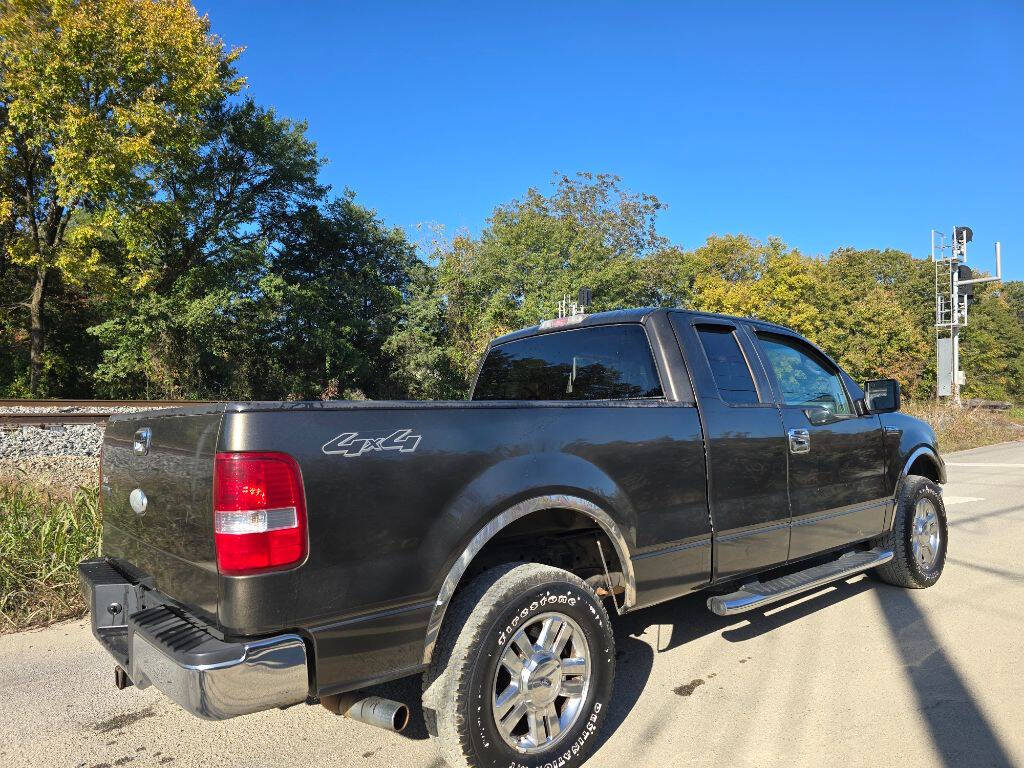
[0,399,217,428]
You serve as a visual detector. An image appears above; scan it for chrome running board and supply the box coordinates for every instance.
[707,548,894,617]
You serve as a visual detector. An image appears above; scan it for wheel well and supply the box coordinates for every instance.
[461,507,628,601]
[907,454,940,483]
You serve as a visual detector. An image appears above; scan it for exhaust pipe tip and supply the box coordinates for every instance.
[322,693,410,733]
[390,701,410,732]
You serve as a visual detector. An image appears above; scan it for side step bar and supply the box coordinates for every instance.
[707,548,893,617]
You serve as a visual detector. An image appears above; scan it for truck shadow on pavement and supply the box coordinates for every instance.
[874,584,1015,768]
[367,574,1014,768]
[603,576,1015,768]
[593,575,877,753]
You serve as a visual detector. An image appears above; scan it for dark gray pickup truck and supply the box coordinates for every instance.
[80,307,947,768]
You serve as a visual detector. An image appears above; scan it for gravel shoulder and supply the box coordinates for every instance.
[2,443,1023,767]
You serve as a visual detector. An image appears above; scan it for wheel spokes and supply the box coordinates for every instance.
[543,703,561,740]
[551,621,573,655]
[561,674,586,697]
[536,616,565,651]
[497,699,528,738]
[494,682,522,721]
[500,642,525,676]
[561,655,586,675]
[491,611,591,752]
[527,710,546,746]
[510,633,532,659]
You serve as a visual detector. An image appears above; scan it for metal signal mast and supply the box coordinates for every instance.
[932,227,1003,405]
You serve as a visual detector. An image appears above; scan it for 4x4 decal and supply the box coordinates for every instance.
[322,428,422,457]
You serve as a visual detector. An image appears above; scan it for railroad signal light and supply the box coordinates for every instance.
[954,226,973,257]
[958,265,974,299]
[933,227,1004,405]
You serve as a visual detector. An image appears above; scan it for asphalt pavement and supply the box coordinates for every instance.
[3,441,1022,768]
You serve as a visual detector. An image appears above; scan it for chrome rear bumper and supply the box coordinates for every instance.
[79,558,310,720]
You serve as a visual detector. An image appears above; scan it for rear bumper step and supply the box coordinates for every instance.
[707,548,893,617]
[79,558,309,720]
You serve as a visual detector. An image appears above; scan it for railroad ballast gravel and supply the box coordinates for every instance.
[0,405,161,490]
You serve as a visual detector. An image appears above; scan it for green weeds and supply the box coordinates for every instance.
[0,479,100,632]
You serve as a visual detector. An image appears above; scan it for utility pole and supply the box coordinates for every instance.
[933,227,1003,406]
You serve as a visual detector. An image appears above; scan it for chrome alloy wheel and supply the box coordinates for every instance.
[491,612,591,753]
[911,497,942,571]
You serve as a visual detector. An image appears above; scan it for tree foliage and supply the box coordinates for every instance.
[397,179,1024,403]
[431,173,666,382]
[1,1,1021,406]
[89,99,325,398]
[0,0,242,392]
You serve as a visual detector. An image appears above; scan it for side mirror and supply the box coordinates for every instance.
[863,378,900,413]
[803,406,838,426]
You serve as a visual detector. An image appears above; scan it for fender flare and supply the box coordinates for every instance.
[887,446,945,530]
[898,445,946,486]
[421,493,635,665]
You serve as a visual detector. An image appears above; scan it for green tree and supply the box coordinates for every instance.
[821,286,931,396]
[690,235,822,337]
[89,99,323,397]
[434,172,667,383]
[960,283,1024,402]
[270,194,420,400]
[1002,281,1024,326]
[0,0,241,393]
[816,248,934,397]
[383,257,463,400]
[643,244,703,309]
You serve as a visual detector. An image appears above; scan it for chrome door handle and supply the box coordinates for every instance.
[788,428,810,454]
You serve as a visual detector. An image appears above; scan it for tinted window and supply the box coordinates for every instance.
[473,325,663,401]
[695,325,759,404]
[757,333,852,415]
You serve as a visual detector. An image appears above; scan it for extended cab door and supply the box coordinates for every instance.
[671,314,791,581]
[750,329,889,559]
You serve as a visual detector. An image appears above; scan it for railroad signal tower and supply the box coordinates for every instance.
[932,227,1003,405]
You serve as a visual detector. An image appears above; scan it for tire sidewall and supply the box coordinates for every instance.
[901,479,948,585]
[462,578,614,768]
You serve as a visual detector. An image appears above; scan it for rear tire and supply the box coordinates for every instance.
[422,563,615,768]
[874,475,947,588]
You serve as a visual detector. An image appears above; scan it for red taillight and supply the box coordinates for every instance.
[213,452,307,575]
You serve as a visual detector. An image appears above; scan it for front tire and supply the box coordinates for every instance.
[875,475,947,588]
[422,563,615,768]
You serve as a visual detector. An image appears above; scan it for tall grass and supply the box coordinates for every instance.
[902,401,1024,453]
[0,480,101,632]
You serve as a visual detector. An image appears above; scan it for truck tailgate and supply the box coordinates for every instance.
[101,406,225,619]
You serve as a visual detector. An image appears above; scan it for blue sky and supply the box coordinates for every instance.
[197,1,1023,279]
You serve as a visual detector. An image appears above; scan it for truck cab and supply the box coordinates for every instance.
[473,308,942,605]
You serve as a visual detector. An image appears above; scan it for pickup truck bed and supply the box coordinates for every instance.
[97,392,712,691]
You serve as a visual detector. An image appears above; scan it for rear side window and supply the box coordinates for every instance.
[695,325,759,404]
[473,324,663,401]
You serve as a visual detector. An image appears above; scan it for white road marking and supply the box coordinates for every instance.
[946,462,1024,468]
[942,496,983,506]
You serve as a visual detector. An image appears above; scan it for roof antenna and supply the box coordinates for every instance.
[577,287,593,312]
[547,288,593,328]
